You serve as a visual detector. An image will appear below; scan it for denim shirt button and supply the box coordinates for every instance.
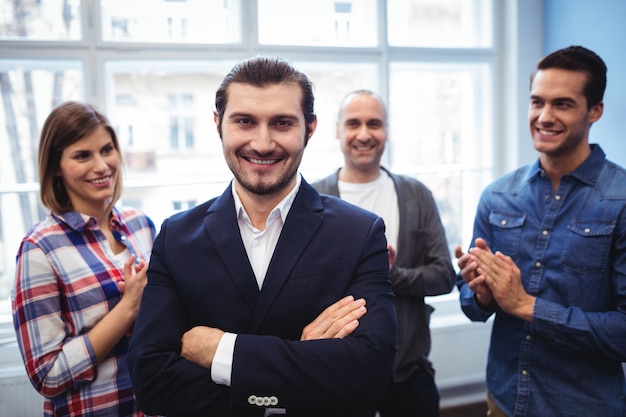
[522,369,528,376]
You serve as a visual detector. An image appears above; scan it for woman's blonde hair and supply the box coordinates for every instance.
[38,101,123,213]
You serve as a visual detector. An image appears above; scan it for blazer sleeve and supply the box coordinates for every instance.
[127,218,230,416]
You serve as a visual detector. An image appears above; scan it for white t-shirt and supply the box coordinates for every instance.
[338,170,399,251]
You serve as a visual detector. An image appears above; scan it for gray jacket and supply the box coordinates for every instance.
[313,167,455,382]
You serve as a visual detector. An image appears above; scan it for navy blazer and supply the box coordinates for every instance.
[127,179,397,417]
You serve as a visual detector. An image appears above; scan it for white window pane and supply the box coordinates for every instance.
[258,0,378,47]
[0,59,83,186]
[0,0,82,40]
[387,0,493,48]
[389,62,492,169]
[100,0,241,44]
[0,191,39,301]
[389,62,493,251]
[0,59,82,303]
[294,61,379,179]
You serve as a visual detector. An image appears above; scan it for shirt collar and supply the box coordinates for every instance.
[52,207,121,232]
[232,174,301,225]
[528,144,606,186]
[569,143,606,186]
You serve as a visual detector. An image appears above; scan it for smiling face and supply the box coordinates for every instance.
[58,125,120,217]
[529,68,603,166]
[337,93,388,178]
[215,82,316,204]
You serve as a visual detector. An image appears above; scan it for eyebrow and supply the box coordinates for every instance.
[227,112,300,121]
[345,117,384,124]
[226,112,254,120]
[530,95,577,104]
[68,140,114,153]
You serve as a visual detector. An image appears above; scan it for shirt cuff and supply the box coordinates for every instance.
[211,332,237,386]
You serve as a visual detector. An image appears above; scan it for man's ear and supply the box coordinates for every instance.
[308,117,318,139]
[589,101,603,124]
[213,111,222,138]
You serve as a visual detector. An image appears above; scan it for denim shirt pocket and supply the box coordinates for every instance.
[488,211,526,258]
[561,220,615,273]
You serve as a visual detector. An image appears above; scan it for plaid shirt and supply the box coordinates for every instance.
[12,207,155,417]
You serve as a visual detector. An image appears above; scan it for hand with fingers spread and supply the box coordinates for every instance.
[301,295,367,340]
[455,238,495,309]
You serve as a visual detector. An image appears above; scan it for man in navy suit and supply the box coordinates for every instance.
[127,56,397,417]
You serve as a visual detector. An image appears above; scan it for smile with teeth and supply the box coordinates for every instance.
[248,157,279,165]
[89,176,111,184]
[538,128,560,136]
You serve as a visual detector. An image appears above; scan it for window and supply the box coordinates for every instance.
[387,0,493,48]
[258,0,378,47]
[167,94,195,150]
[0,0,502,324]
[388,61,493,252]
[172,200,197,213]
[0,0,82,41]
[100,0,241,44]
[0,58,83,303]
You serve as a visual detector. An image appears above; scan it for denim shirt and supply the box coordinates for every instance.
[457,145,626,417]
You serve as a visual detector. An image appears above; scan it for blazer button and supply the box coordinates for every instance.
[255,396,265,406]
[248,395,257,405]
[269,396,278,406]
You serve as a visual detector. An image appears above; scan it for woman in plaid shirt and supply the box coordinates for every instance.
[12,101,155,416]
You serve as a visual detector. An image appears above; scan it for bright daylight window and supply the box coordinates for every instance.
[0,0,495,320]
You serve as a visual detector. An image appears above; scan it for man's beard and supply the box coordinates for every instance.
[230,150,303,196]
[234,169,298,196]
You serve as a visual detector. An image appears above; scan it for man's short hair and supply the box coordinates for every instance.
[530,45,607,109]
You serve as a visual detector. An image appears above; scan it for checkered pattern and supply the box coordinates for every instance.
[12,207,155,417]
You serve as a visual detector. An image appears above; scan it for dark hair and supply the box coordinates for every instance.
[214,56,317,138]
[38,101,123,213]
[531,45,607,109]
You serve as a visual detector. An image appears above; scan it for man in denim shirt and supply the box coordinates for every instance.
[456,45,626,417]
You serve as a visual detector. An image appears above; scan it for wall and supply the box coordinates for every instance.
[544,0,626,167]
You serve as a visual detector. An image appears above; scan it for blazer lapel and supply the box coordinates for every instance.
[250,180,324,331]
[204,185,259,311]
